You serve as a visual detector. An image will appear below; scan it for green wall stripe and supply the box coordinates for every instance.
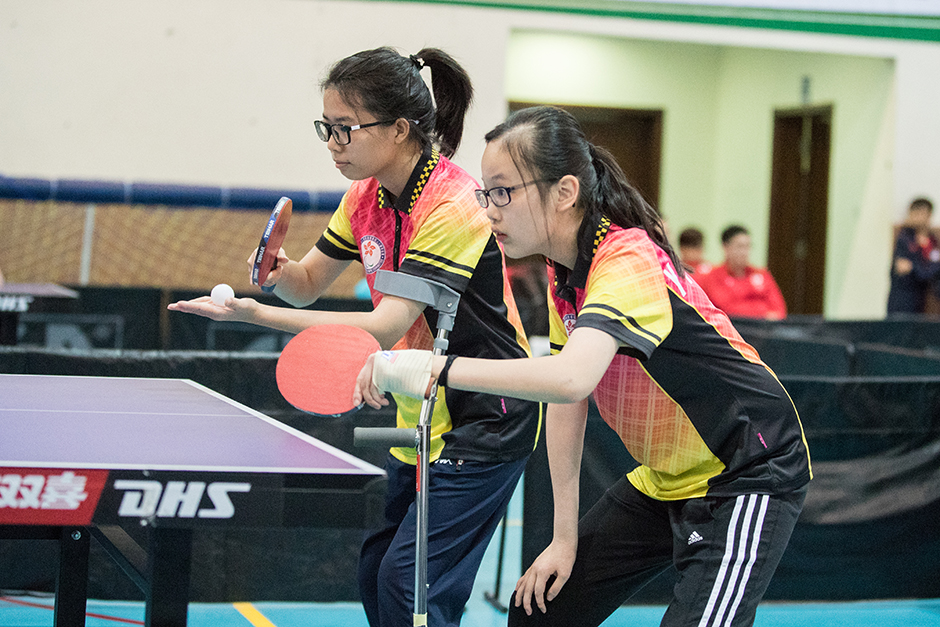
[391,0,940,42]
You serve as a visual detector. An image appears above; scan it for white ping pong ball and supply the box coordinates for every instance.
[211,283,235,306]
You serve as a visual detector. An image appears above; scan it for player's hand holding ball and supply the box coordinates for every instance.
[167,285,260,322]
[211,283,235,307]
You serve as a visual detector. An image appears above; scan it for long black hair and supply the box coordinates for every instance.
[322,47,473,158]
[484,105,683,278]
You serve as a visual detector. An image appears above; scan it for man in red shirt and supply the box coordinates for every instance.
[697,225,787,320]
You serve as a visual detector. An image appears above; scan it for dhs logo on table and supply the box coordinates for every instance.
[113,479,251,520]
[96,472,279,526]
[0,295,34,313]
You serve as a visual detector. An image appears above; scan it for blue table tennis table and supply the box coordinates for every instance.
[0,373,385,627]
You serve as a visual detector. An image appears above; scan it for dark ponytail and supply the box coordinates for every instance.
[321,47,473,158]
[416,48,473,158]
[587,144,677,274]
[484,106,683,278]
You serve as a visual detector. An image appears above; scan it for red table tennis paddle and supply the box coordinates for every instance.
[252,196,292,292]
[276,324,381,417]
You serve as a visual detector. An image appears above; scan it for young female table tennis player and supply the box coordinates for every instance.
[169,48,540,627]
[357,106,812,627]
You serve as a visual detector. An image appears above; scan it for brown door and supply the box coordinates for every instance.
[502,103,665,337]
[767,106,831,315]
[508,102,663,210]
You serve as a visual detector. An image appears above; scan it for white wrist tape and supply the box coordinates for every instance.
[372,350,433,399]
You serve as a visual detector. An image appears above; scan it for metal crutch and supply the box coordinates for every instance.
[353,269,460,627]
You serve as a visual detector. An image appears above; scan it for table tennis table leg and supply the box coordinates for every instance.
[0,313,18,345]
[145,527,193,627]
[54,526,90,627]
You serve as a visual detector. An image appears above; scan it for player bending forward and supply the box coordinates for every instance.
[356,105,811,627]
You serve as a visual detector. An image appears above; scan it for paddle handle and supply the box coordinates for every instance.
[353,427,418,449]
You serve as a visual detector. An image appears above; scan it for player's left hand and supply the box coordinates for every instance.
[167,295,260,322]
[513,539,576,615]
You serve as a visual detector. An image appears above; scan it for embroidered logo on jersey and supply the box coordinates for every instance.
[0,295,34,313]
[750,273,766,288]
[360,235,386,274]
[688,530,704,545]
[563,313,577,337]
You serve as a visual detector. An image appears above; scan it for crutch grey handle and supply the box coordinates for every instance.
[353,426,418,449]
[374,270,459,316]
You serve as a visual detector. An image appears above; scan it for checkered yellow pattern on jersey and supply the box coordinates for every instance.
[377,149,441,214]
[394,152,487,285]
[393,152,519,463]
[320,148,505,465]
[548,226,763,500]
[322,148,486,286]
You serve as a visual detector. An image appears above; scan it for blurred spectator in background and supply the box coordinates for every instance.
[506,256,549,338]
[887,197,940,315]
[697,224,787,320]
[678,227,711,275]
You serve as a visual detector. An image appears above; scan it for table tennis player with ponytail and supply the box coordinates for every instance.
[168,47,540,627]
[356,106,812,627]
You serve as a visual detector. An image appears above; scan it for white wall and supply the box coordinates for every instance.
[708,47,896,316]
[505,32,723,256]
[0,0,508,190]
[2,0,939,317]
[504,29,901,317]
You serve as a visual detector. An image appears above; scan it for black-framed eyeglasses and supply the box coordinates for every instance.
[475,180,553,208]
[314,119,396,145]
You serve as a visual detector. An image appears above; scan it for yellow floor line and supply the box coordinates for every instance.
[233,602,278,627]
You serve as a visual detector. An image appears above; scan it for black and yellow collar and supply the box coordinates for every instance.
[377,145,441,215]
[553,213,611,301]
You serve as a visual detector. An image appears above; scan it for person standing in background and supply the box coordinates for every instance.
[697,224,787,320]
[677,227,711,275]
[887,197,940,314]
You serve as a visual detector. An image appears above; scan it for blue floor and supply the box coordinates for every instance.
[4,593,940,627]
[3,486,940,626]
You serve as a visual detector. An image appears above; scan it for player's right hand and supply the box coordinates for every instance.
[513,539,576,615]
[372,350,434,399]
[246,247,291,288]
[354,352,390,410]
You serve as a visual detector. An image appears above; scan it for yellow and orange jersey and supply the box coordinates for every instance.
[317,147,540,465]
[548,217,811,501]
